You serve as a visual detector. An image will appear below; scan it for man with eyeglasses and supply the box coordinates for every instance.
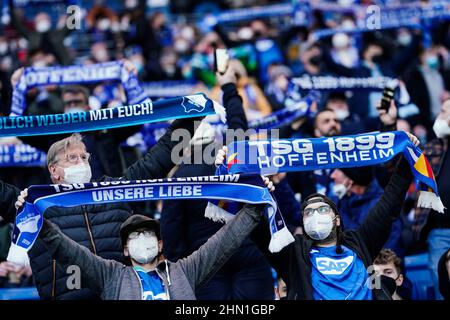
[15,182,274,300]
[11,62,143,179]
[245,133,420,300]
[5,111,202,299]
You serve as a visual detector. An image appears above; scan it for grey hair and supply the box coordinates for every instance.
[47,133,85,166]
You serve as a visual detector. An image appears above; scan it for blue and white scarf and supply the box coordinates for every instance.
[311,1,450,39]
[7,174,289,266]
[291,75,397,92]
[1,94,216,137]
[142,81,199,99]
[355,1,450,30]
[226,131,444,213]
[11,61,149,116]
[0,144,46,167]
[201,3,293,29]
[138,91,318,148]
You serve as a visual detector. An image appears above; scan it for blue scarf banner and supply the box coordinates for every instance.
[355,1,450,30]
[226,131,444,213]
[0,93,216,137]
[10,61,150,116]
[291,75,397,92]
[311,1,450,39]
[201,3,293,29]
[142,81,199,99]
[138,91,319,148]
[0,144,46,167]
[12,0,75,6]
[246,90,318,130]
[6,174,292,266]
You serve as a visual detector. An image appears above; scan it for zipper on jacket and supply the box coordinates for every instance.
[132,268,144,300]
[51,259,56,300]
[156,261,171,300]
[82,205,97,255]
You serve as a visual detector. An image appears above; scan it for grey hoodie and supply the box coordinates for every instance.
[39,204,263,300]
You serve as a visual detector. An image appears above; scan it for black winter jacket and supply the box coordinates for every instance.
[252,157,412,300]
[0,117,198,299]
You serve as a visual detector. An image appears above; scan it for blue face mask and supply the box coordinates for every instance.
[426,55,439,69]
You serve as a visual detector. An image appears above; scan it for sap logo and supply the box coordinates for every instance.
[315,256,354,275]
[182,95,207,113]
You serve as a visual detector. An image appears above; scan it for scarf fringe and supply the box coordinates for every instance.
[268,226,295,253]
[418,191,445,213]
[7,243,30,267]
[204,202,235,223]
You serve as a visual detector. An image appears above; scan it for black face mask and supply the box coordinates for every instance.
[254,30,263,39]
[380,275,397,296]
[371,54,384,64]
[309,55,322,67]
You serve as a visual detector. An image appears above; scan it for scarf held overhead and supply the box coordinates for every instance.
[139,91,319,148]
[10,61,150,116]
[7,174,289,266]
[0,94,216,137]
[226,131,444,213]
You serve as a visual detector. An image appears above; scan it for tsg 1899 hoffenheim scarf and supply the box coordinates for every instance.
[7,174,285,266]
[226,131,445,213]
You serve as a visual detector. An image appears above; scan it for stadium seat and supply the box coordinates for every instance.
[404,253,435,300]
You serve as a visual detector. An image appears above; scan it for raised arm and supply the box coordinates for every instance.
[39,218,119,293]
[356,155,413,259]
[9,0,32,40]
[219,69,248,132]
[177,203,264,290]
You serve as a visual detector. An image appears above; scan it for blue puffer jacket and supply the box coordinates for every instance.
[1,117,199,299]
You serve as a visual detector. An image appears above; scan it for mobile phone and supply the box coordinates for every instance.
[214,48,229,75]
[380,81,397,111]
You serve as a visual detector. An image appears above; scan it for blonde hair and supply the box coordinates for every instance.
[47,133,85,166]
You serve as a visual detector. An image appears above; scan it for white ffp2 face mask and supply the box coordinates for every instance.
[304,213,335,241]
[63,163,92,184]
[332,183,349,199]
[128,233,159,264]
[334,109,350,121]
[433,118,450,139]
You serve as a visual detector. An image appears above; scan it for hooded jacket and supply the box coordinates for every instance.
[252,157,412,300]
[38,205,262,300]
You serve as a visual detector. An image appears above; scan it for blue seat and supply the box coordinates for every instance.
[404,253,435,300]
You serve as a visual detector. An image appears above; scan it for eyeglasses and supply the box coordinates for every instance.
[62,153,91,164]
[303,205,332,217]
[128,230,154,240]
